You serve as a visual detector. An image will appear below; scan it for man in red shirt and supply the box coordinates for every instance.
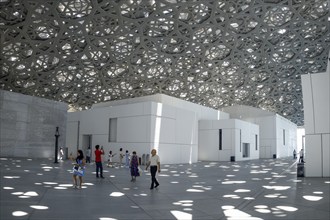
[94,145,105,178]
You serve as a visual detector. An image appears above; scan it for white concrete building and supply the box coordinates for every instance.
[66,94,230,164]
[221,105,297,159]
[301,53,330,177]
[199,119,259,162]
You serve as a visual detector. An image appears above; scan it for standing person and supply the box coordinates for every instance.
[119,148,124,167]
[293,149,296,160]
[299,149,304,163]
[146,149,161,189]
[86,147,91,163]
[72,150,86,189]
[107,150,116,167]
[59,147,64,160]
[130,151,139,182]
[94,145,105,178]
[125,150,130,168]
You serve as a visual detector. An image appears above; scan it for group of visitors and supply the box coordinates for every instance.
[71,146,161,190]
[293,149,305,163]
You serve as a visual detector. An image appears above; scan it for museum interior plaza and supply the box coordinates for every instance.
[1,157,330,220]
[1,0,330,219]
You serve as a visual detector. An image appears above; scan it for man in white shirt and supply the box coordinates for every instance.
[146,149,161,189]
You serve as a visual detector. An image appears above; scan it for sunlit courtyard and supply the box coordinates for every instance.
[1,157,329,220]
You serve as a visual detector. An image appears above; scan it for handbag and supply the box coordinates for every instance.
[138,166,143,175]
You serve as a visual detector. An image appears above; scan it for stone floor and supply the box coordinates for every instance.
[1,157,329,220]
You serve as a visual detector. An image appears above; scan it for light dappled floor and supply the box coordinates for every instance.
[1,157,329,220]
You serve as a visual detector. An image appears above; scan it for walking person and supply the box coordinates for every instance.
[299,149,304,163]
[72,150,86,189]
[146,149,161,189]
[94,145,105,178]
[130,151,140,182]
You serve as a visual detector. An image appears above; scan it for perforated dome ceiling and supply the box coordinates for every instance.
[1,0,329,126]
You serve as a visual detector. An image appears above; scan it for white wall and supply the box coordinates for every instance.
[198,119,259,162]
[301,71,330,177]
[251,116,276,158]
[275,115,297,158]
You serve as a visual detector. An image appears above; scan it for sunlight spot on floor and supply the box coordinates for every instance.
[223,194,240,199]
[222,180,246,184]
[222,205,235,209]
[99,217,117,220]
[276,206,298,212]
[12,192,24,195]
[262,185,290,190]
[12,211,28,216]
[30,205,49,210]
[303,195,323,201]
[35,183,42,185]
[223,207,263,219]
[3,176,20,179]
[235,189,250,193]
[3,187,14,190]
[110,192,125,197]
[171,210,192,220]
[182,203,193,207]
[171,181,179,184]
[188,175,198,178]
[186,189,204,192]
[255,208,271,213]
[264,194,281,198]
[244,197,255,200]
[43,182,58,185]
[19,196,31,198]
[313,191,323,194]
[54,187,67,189]
[24,191,38,196]
[254,205,268,209]
[272,175,286,178]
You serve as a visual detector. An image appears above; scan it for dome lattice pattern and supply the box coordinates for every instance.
[1,0,329,126]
